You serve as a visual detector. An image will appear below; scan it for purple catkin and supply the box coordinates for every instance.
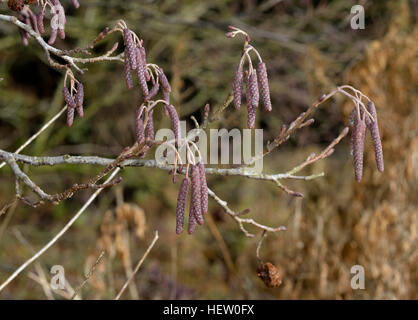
[123,58,134,90]
[139,46,150,82]
[71,0,80,9]
[135,107,145,145]
[233,67,243,110]
[62,87,76,108]
[198,162,208,215]
[144,81,160,101]
[75,82,84,108]
[166,104,180,142]
[145,110,154,146]
[366,101,384,172]
[257,62,272,112]
[248,70,259,109]
[247,105,256,129]
[75,82,84,117]
[245,71,258,128]
[352,112,367,182]
[162,91,170,116]
[66,106,74,127]
[19,27,29,46]
[135,47,149,96]
[123,28,137,70]
[37,10,45,34]
[48,27,58,45]
[187,204,197,235]
[158,69,171,93]
[28,10,39,34]
[176,178,189,234]
[190,164,204,225]
[348,108,356,156]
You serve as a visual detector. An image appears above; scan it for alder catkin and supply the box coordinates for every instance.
[135,107,145,145]
[162,91,170,116]
[198,162,208,215]
[366,101,384,172]
[187,204,197,235]
[247,104,256,129]
[123,57,134,90]
[135,47,149,96]
[62,87,76,108]
[248,70,259,109]
[352,112,367,182]
[233,67,243,110]
[75,82,84,117]
[166,104,180,142]
[245,73,256,128]
[19,27,29,46]
[257,62,272,112]
[123,28,137,70]
[37,10,45,34]
[139,46,150,82]
[28,9,39,34]
[48,27,57,45]
[66,106,74,127]
[158,69,171,93]
[176,178,189,234]
[190,164,204,225]
[145,110,154,146]
[144,81,160,101]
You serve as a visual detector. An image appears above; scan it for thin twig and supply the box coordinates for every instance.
[70,251,106,300]
[114,230,159,300]
[0,168,121,293]
[0,106,67,169]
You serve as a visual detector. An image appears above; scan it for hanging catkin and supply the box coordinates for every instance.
[176,178,189,234]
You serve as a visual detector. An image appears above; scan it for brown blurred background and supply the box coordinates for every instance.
[0,0,416,299]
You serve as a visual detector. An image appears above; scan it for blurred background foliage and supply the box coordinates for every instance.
[0,0,416,299]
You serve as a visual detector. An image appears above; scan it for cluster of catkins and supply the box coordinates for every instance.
[62,81,84,126]
[9,0,80,46]
[123,27,181,157]
[232,57,272,128]
[122,28,171,106]
[349,101,384,182]
[175,163,209,235]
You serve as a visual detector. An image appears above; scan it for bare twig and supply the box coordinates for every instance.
[0,14,124,73]
[207,188,286,238]
[0,106,67,170]
[0,167,121,293]
[70,251,106,300]
[114,230,159,300]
